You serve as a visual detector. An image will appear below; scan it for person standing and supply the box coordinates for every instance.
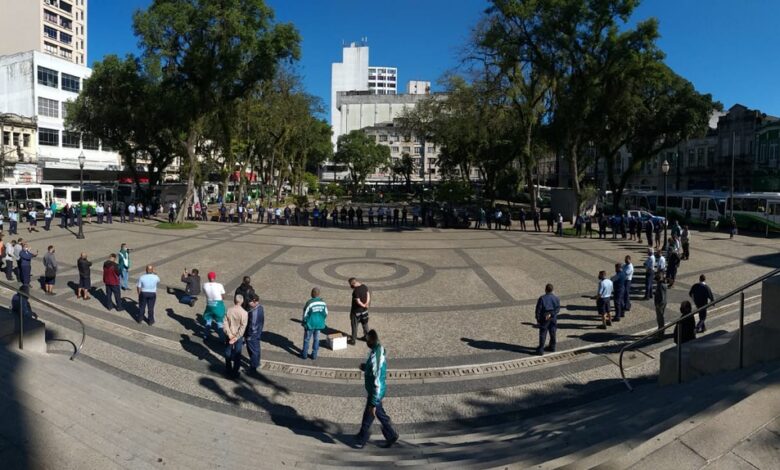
[102,254,123,311]
[689,275,714,333]
[533,208,541,232]
[654,250,667,280]
[234,276,256,312]
[301,287,328,360]
[653,273,668,337]
[673,301,697,345]
[106,203,113,224]
[43,206,53,231]
[4,239,15,281]
[534,284,560,355]
[77,252,92,300]
[357,206,364,227]
[18,243,37,287]
[118,243,131,290]
[348,277,370,345]
[223,295,248,378]
[596,270,613,329]
[202,272,227,340]
[354,329,398,449]
[645,218,654,248]
[244,294,265,371]
[556,213,563,237]
[611,263,626,321]
[681,225,691,260]
[643,249,656,300]
[8,208,18,235]
[42,245,58,295]
[622,255,634,312]
[136,265,160,325]
[128,202,136,222]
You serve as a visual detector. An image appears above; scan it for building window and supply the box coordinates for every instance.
[82,134,99,150]
[378,134,387,142]
[44,25,58,40]
[427,146,435,153]
[12,133,20,146]
[60,47,73,60]
[23,134,31,147]
[688,149,695,168]
[60,17,72,30]
[697,147,705,167]
[39,128,59,146]
[44,9,58,24]
[61,73,80,92]
[62,131,80,148]
[38,97,60,117]
[1,131,8,145]
[413,147,421,155]
[59,1,73,14]
[60,32,73,45]
[37,66,58,87]
[61,102,69,120]
[44,42,58,55]
[402,147,411,154]
[391,146,399,153]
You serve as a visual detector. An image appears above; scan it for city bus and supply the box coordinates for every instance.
[52,185,116,214]
[0,183,54,207]
[726,193,780,232]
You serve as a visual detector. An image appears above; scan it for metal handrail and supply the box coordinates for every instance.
[618,267,780,391]
[0,278,86,360]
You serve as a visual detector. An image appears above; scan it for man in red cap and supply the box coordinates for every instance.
[202,271,226,340]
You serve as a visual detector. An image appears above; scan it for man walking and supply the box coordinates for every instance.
[118,243,131,290]
[348,277,370,345]
[223,295,247,378]
[244,294,264,371]
[354,330,398,449]
[534,284,560,355]
[301,287,328,360]
[689,274,714,333]
[653,273,668,338]
[136,265,160,325]
[102,254,123,311]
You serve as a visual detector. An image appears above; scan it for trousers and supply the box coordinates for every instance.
[138,292,156,323]
[224,337,244,375]
[106,285,122,311]
[356,400,398,445]
[350,311,369,342]
[537,317,557,352]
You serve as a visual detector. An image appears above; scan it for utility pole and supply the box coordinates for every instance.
[730,131,735,217]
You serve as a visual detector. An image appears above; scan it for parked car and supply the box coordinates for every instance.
[627,209,666,226]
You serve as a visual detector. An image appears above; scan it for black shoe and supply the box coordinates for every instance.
[535,349,544,356]
[347,339,356,345]
[353,435,367,449]
[544,346,556,352]
[381,436,399,448]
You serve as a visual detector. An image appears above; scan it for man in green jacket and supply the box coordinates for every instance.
[301,287,328,360]
[355,329,398,449]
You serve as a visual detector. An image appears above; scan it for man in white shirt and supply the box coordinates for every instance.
[643,249,656,299]
[655,250,667,278]
[202,271,227,340]
[622,255,634,311]
[128,202,136,222]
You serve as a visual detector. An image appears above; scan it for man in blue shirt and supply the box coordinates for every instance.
[596,270,614,329]
[611,263,627,321]
[136,265,160,325]
[18,243,37,286]
[244,294,265,371]
[535,284,560,355]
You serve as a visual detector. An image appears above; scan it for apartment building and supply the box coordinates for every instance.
[0,0,88,65]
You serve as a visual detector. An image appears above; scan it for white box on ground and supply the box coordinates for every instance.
[328,333,347,351]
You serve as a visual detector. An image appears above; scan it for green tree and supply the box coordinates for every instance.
[334,130,391,191]
[392,153,416,192]
[133,0,300,222]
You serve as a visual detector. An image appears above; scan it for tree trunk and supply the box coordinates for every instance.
[525,166,537,213]
[569,146,582,210]
[175,130,198,224]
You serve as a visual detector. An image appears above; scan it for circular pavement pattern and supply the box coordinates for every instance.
[299,257,436,291]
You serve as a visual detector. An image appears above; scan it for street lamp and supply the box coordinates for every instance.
[76,151,86,239]
[661,159,670,247]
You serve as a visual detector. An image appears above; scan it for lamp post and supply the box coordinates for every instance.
[661,159,670,248]
[76,151,86,239]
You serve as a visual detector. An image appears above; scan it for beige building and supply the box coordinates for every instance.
[0,113,38,183]
[0,0,88,65]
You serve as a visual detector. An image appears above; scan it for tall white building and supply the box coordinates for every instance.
[0,0,88,65]
[407,80,431,95]
[0,51,121,182]
[368,66,397,95]
[331,41,399,147]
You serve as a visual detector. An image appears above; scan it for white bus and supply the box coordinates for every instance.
[52,185,116,213]
[0,183,54,207]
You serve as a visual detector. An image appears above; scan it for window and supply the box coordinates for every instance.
[82,134,99,150]
[38,97,60,117]
[62,131,80,148]
[60,17,72,30]
[707,147,715,168]
[402,146,410,154]
[391,146,399,153]
[60,48,72,60]
[60,32,73,44]
[12,189,27,200]
[697,147,705,167]
[44,25,58,40]
[687,149,695,167]
[44,9,58,23]
[23,134,30,147]
[44,42,58,55]
[413,147,421,155]
[61,73,80,92]
[37,66,58,87]
[59,1,72,14]
[378,134,387,142]
[39,128,59,146]
[12,133,20,146]
[2,131,8,145]
[27,188,43,200]
[61,102,69,119]
[427,146,434,153]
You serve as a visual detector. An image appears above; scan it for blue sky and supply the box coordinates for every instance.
[88,0,780,118]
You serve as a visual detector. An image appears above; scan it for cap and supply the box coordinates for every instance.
[208,272,216,281]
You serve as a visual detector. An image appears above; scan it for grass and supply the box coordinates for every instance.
[155,222,198,230]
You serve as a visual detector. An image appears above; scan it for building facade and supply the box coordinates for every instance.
[0,0,88,65]
[361,120,442,183]
[0,113,38,183]
[407,80,431,95]
[368,66,397,95]
[0,51,121,183]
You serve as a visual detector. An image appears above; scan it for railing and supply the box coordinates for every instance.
[0,279,85,360]
[619,267,780,391]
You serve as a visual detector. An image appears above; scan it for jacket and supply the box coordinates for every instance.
[235,283,255,311]
[302,297,328,330]
[534,293,560,323]
[118,249,131,270]
[103,260,120,286]
[364,343,388,406]
[245,304,265,339]
[689,282,714,307]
